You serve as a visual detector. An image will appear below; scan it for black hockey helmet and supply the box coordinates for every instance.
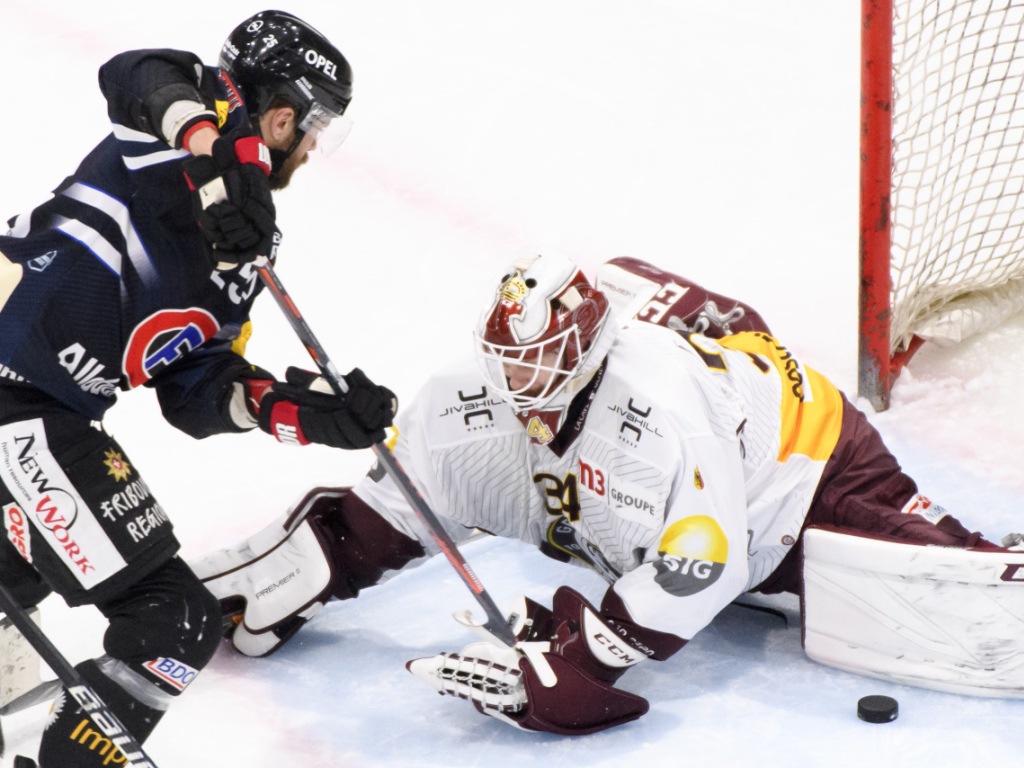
[220,10,352,149]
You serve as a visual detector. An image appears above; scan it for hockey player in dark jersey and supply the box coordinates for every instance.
[0,10,396,766]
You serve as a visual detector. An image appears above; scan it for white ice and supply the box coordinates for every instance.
[1,1,1022,766]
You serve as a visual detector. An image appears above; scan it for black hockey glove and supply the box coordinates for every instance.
[257,367,398,450]
[182,125,277,265]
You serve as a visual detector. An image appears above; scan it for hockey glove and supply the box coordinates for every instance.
[182,125,277,264]
[407,586,650,735]
[257,366,398,450]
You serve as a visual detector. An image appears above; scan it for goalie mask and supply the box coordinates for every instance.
[475,251,617,442]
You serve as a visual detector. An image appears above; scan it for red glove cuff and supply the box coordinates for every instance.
[233,136,272,176]
[268,401,311,446]
[242,378,276,418]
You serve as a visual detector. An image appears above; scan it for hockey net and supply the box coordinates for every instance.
[859,0,1024,409]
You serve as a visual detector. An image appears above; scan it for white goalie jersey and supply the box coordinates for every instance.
[354,321,844,642]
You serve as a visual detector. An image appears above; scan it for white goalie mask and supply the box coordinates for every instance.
[475,251,617,439]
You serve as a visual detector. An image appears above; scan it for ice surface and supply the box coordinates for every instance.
[1,1,1021,765]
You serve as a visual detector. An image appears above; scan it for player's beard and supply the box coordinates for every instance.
[269,150,309,191]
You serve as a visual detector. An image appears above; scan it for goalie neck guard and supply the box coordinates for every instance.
[475,251,617,442]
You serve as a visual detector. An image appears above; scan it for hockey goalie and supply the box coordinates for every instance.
[190,253,1024,735]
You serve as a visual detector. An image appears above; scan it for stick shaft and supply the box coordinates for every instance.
[0,583,156,767]
[254,259,516,646]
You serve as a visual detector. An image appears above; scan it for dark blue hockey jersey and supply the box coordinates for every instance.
[0,50,269,435]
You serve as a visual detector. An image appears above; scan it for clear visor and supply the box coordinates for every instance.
[475,326,580,412]
[299,102,353,155]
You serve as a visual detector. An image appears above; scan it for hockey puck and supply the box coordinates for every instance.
[857,695,898,723]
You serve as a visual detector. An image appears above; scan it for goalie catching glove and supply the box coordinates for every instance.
[252,366,397,449]
[407,587,650,735]
[182,125,277,264]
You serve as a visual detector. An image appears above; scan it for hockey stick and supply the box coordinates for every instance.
[253,257,518,647]
[0,583,157,768]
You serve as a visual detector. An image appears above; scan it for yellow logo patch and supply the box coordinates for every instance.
[694,467,704,490]
[103,449,132,482]
[526,416,554,445]
[654,515,728,596]
[499,274,529,303]
[215,100,230,128]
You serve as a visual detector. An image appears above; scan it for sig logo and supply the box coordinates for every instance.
[143,657,200,692]
[653,515,728,597]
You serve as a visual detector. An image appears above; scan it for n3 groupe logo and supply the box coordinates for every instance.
[122,309,220,388]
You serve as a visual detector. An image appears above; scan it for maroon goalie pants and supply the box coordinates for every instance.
[753,393,996,596]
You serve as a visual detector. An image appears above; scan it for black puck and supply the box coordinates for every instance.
[857,695,898,723]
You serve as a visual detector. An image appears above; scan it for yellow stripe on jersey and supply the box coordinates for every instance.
[231,321,253,357]
[716,332,843,462]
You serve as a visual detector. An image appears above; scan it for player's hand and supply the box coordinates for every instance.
[257,367,398,450]
[406,587,649,735]
[182,125,277,265]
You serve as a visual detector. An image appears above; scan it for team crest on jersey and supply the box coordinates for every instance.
[653,515,728,597]
[123,309,220,388]
[694,467,704,490]
[103,449,132,482]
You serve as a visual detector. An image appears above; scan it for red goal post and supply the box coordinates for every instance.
[859,0,1024,410]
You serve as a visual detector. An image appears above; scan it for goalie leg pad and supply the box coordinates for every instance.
[802,525,1024,697]
[188,487,426,656]
[0,607,48,714]
[188,489,343,656]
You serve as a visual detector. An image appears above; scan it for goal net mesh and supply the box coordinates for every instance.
[889,0,1024,353]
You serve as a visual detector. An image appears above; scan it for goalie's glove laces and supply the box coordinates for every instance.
[410,646,526,714]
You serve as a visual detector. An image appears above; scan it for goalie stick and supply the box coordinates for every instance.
[0,583,157,768]
[253,257,518,648]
